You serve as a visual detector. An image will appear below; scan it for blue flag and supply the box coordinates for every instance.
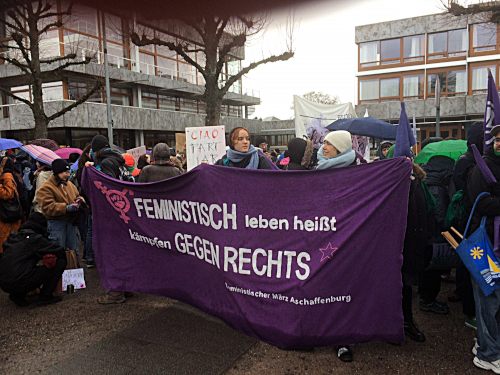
[394,102,416,158]
[483,70,500,154]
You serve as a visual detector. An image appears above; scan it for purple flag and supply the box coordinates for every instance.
[394,102,416,158]
[82,159,412,348]
[483,70,500,154]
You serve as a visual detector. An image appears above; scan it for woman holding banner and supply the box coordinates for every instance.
[215,127,274,170]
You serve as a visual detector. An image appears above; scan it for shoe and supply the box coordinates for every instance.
[9,294,30,307]
[124,292,134,298]
[336,346,353,362]
[473,357,500,374]
[465,316,477,330]
[36,295,63,306]
[448,292,461,303]
[419,300,449,315]
[404,320,426,342]
[472,341,479,356]
[98,292,126,305]
[85,261,95,269]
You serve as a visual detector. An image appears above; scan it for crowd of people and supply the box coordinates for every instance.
[0,125,498,372]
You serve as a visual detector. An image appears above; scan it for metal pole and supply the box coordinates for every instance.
[435,75,441,138]
[101,14,113,145]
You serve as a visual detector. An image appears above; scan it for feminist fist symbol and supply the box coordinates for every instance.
[94,181,134,223]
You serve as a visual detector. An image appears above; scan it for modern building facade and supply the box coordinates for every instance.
[0,1,293,149]
[355,11,499,144]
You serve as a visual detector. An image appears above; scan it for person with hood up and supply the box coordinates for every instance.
[0,212,67,307]
[36,159,83,252]
[88,135,127,180]
[0,156,23,252]
[280,138,314,170]
[138,143,182,182]
[215,127,273,169]
[375,141,393,161]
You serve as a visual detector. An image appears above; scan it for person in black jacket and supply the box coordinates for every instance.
[0,212,67,307]
[215,127,273,169]
[466,125,500,373]
[281,138,313,170]
[89,135,126,179]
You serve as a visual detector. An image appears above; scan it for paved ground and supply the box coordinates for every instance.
[0,267,487,374]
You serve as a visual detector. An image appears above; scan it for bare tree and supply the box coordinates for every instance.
[445,0,500,23]
[130,14,294,126]
[0,0,101,139]
[303,91,339,105]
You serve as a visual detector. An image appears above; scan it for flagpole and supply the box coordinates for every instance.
[435,76,441,138]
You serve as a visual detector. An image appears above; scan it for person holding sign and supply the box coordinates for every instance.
[215,127,274,170]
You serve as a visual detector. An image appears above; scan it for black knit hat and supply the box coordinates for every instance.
[52,159,70,175]
[91,135,110,152]
[20,212,47,235]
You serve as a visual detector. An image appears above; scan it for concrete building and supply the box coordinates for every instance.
[355,11,500,143]
[0,2,293,149]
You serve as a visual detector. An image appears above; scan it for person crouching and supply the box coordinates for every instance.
[0,213,67,307]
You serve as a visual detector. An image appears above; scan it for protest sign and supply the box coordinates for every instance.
[126,146,147,164]
[185,126,226,171]
[83,158,411,348]
[175,133,186,155]
[62,268,86,291]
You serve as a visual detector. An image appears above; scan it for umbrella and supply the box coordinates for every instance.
[20,144,61,165]
[326,117,397,140]
[55,147,83,159]
[30,138,59,151]
[414,140,467,164]
[0,138,22,150]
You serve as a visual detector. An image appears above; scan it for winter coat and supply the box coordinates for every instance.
[215,154,273,169]
[95,148,125,179]
[35,175,80,221]
[0,229,65,290]
[138,164,182,182]
[32,170,53,213]
[466,149,500,240]
[0,172,22,252]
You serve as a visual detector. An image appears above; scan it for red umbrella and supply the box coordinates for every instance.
[30,138,59,151]
[55,147,83,159]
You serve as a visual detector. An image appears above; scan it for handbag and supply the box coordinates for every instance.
[455,192,500,296]
[426,242,461,271]
[0,181,23,223]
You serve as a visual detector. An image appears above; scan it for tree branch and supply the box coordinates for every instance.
[221,51,294,96]
[0,54,31,74]
[39,20,63,35]
[216,33,245,76]
[0,86,34,109]
[40,53,77,64]
[46,80,102,122]
[0,13,26,35]
[50,56,92,73]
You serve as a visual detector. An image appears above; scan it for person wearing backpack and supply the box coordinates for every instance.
[0,156,23,253]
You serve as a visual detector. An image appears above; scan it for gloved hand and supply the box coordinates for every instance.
[66,203,79,213]
[42,254,57,269]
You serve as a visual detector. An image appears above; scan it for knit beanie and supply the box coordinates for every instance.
[324,130,353,154]
[91,135,110,152]
[20,212,47,235]
[51,159,70,174]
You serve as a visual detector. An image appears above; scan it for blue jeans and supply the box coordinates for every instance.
[472,280,500,362]
[47,220,79,255]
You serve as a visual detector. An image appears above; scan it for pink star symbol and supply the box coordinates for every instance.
[319,242,338,262]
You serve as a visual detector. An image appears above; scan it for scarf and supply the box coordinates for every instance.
[316,146,355,170]
[226,145,260,169]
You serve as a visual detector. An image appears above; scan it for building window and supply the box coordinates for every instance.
[428,32,447,59]
[428,70,466,97]
[157,56,176,79]
[359,79,379,101]
[110,87,132,106]
[158,94,177,111]
[68,80,102,102]
[428,29,466,59]
[380,77,399,98]
[380,39,400,65]
[472,66,496,92]
[139,52,155,75]
[473,23,497,52]
[141,91,158,109]
[448,29,467,56]
[65,5,98,36]
[42,81,64,101]
[403,74,424,98]
[359,41,379,67]
[179,98,198,113]
[403,35,424,63]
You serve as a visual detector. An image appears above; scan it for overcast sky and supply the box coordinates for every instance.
[244,0,445,120]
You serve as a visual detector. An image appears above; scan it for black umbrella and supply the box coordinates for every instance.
[326,117,397,140]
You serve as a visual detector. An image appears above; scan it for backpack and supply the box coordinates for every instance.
[119,166,135,182]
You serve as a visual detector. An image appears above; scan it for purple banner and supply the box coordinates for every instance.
[82,158,412,348]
